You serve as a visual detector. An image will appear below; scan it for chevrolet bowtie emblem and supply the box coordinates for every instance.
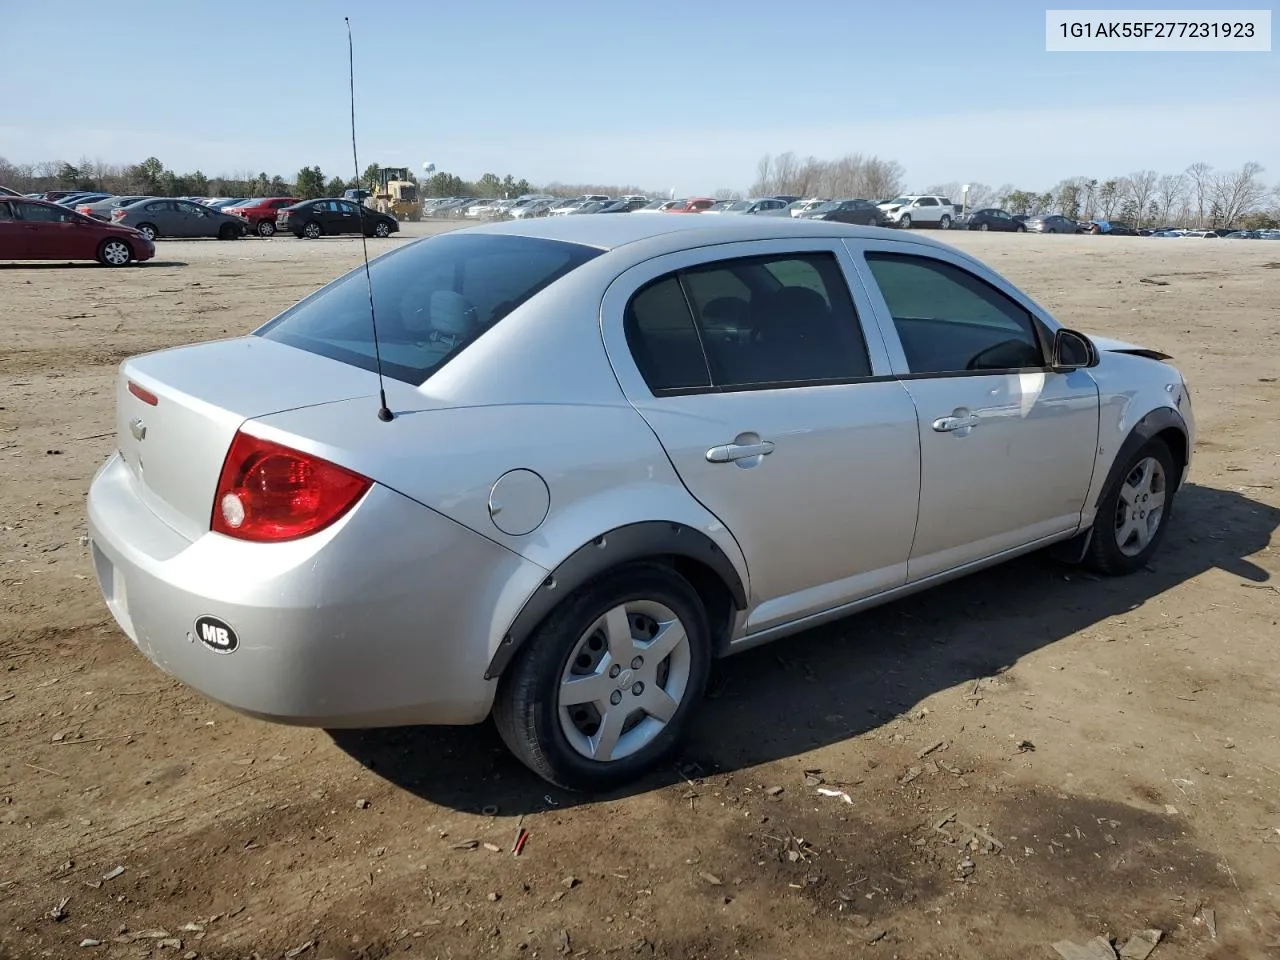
[129,417,147,441]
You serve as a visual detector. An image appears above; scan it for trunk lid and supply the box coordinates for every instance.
[115,336,381,541]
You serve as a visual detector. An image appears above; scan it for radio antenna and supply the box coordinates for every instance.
[344,16,393,422]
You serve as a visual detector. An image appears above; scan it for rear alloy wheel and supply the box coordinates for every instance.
[257,219,276,237]
[218,223,239,241]
[494,561,711,792]
[1084,438,1176,575]
[898,214,912,229]
[373,221,391,238]
[97,238,132,267]
[939,215,952,230]
[137,223,157,242]
[979,222,989,231]
[303,221,323,239]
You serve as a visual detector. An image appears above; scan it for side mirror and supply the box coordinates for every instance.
[1051,328,1098,371]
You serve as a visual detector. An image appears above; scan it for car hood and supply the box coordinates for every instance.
[1087,334,1172,360]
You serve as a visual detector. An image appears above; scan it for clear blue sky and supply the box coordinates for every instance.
[2,0,1275,193]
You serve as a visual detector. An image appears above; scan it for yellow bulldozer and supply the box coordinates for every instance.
[369,166,420,221]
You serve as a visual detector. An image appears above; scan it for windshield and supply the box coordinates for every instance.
[888,197,911,206]
[812,201,840,212]
[725,201,752,211]
[255,233,603,385]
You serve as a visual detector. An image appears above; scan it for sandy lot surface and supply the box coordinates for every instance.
[2,223,1278,960]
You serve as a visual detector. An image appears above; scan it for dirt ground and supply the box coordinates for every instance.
[2,223,1278,960]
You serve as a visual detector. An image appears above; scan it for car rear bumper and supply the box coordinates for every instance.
[86,453,548,727]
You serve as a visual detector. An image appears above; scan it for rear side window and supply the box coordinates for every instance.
[624,252,872,394]
[256,232,602,384]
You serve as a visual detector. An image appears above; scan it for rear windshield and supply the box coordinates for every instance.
[254,232,602,384]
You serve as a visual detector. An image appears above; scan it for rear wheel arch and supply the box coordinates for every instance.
[485,521,747,681]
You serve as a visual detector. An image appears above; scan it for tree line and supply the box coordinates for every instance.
[4,153,1276,228]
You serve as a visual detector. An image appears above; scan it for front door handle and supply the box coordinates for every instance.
[932,413,979,432]
[706,440,775,463]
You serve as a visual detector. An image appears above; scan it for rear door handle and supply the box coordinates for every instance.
[706,440,775,463]
[932,414,979,432]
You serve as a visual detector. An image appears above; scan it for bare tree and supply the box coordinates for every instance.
[1210,162,1268,227]
[1154,173,1187,225]
[1185,162,1212,228]
[862,157,904,201]
[1126,170,1158,228]
[712,187,743,200]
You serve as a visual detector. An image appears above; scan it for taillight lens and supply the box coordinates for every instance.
[211,431,371,542]
[111,209,125,219]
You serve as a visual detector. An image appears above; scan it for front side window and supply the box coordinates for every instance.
[16,202,73,223]
[256,233,601,384]
[863,252,1044,375]
[624,252,872,393]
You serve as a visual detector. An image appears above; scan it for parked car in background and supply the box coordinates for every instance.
[664,197,716,214]
[593,200,647,213]
[1,196,154,266]
[113,198,247,241]
[713,198,791,216]
[60,192,111,206]
[1023,214,1081,234]
[788,198,829,218]
[77,196,151,221]
[277,198,399,239]
[878,195,956,229]
[206,198,249,211]
[799,199,886,226]
[962,208,1026,232]
[1081,219,1136,235]
[225,197,301,236]
[510,198,557,219]
[85,214,1194,791]
[635,199,682,213]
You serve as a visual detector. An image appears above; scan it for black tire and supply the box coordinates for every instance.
[303,221,323,239]
[898,214,911,229]
[257,219,276,237]
[1016,224,1026,232]
[217,223,239,241]
[373,221,391,238]
[97,238,133,267]
[1083,438,1176,576]
[979,222,989,231]
[493,561,712,792]
[939,214,951,230]
[136,223,158,241]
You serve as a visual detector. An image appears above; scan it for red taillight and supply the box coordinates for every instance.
[128,380,158,405]
[211,431,371,542]
[111,209,125,219]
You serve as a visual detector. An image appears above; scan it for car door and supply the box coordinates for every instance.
[334,200,362,234]
[915,197,939,224]
[848,240,1100,581]
[176,201,212,237]
[600,239,922,635]
[14,201,80,258]
[0,201,27,258]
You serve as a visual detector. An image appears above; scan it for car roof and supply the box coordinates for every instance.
[469,209,953,253]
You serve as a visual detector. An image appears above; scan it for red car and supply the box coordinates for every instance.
[225,196,300,236]
[664,197,716,214]
[0,197,155,266]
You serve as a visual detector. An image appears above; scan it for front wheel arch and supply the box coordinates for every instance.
[1093,407,1190,513]
[485,521,747,681]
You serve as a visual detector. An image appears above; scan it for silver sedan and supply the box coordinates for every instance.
[87,215,1195,791]
[111,197,247,241]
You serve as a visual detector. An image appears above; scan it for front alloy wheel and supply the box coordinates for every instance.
[494,561,711,791]
[1084,438,1176,575]
[98,239,132,266]
[373,221,391,238]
